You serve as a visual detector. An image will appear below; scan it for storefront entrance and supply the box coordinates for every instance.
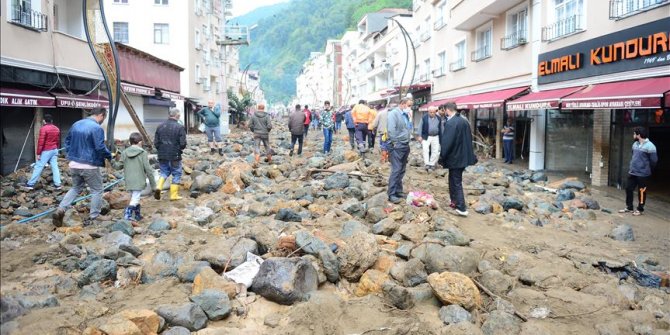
[545,110,593,175]
[609,109,670,199]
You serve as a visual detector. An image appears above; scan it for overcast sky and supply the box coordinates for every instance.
[231,0,290,17]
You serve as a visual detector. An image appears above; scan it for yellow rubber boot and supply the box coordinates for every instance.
[155,177,165,200]
[169,184,182,201]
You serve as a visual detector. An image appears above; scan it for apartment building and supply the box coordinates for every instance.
[1,0,107,175]
[296,51,333,107]
[413,0,669,193]
[103,0,244,132]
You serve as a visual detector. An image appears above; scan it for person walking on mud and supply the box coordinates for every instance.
[352,100,371,154]
[155,108,187,201]
[344,106,356,150]
[52,108,112,227]
[25,114,62,190]
[619,127,657,216]
[288,104,306,156]
[249,103,273,165]
[371,104,390,163]
[321,101,335,154]
[303,105,311,140]
[418,106,443,172]
[440,102,477,217]
[198,101,224,156]
[386,98,413,204]
[121,132,157,222]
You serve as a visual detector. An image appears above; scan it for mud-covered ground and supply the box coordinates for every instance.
[1,121,668,335]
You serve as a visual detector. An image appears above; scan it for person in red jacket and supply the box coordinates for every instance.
[25,114,62,190]
[303,105,311,140]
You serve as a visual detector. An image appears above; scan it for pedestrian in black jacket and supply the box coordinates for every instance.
[439,102,477,216]
[155,108,187,200]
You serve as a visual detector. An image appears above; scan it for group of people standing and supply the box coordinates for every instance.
[19,99,655,226]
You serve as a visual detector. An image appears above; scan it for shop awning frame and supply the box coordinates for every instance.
[506,86,586,111]
[560,77,670,110]
[455,86,529,109]
[51,92,109,109]
[0,88,56,108]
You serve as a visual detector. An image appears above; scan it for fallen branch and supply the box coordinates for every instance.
[548,305,607,319]
[287,241,312,258]
[472,278,528,322]
[303,169,378,179]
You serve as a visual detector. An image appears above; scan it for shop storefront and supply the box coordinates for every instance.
[512,16,670,190]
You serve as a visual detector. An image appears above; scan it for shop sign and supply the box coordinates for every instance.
[538,17,669,84]
[121,83,155,96]
[56,97,109,109]
[563,97,659,109]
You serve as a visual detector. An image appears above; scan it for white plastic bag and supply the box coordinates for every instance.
[198,122,206,132]
[223,252,264,288]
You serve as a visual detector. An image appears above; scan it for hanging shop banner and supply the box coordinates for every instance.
[0,88,55,108]
[538,17,670,84]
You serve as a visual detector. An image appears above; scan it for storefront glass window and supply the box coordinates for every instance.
[545,109,593,173]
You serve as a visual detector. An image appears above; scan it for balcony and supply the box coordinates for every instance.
[420,31,431,42]
[419,73,429,82]
[471,45,491,62]
[217,25,249,46]
[451,0,522,31]
[542,15,584,42]
[500,30,527,50]
[449,59,465,72]
[609,0,669,19]
[432,67,446,78]
[10,4,48,31]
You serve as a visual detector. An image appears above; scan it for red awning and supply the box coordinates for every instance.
[0,88,56,108]
[52,92,109,109]
[506,86,585,111]
[419,98,452,112]
[455,86,529,109]
[665,91,670,108]
[561,77,670,109]
[396,82,432,92]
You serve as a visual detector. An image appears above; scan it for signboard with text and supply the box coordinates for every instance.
[538,17,670,84]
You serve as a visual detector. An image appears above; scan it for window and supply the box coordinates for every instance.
[542,0,584,41]
[421,16,431,41]
[503,7,528,50]
[195,64,201,83]
[154,23,169,44]
[610,0,669,19]
[154,0,168,4]
[195,30,201,49]
[113,22,128,43]
[473,25,492,61]
[10,0,48,31]
[450,40,466,71]
[435,51,446,77]
[421,58,430,81]
[113,0,128,3]
[434,2,447,30]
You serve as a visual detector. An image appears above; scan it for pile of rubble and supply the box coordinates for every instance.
[1,121,668,334]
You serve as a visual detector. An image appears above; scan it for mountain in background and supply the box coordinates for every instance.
[228,2,290,26]
[239,0,412,104]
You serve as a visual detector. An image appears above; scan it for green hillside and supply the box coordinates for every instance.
[239,0,412,104]
[228,2,290,27]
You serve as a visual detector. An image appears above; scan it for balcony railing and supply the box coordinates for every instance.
[419,73,429,82]
[432,67,445,78]
[420,31,431,41]
[501,30,528,50]
[541,15,583,41]
[433,17,446,30]
[449,59,465,72]
[471,45,492,62]
[609,0,669,19]
[10,4,48,31]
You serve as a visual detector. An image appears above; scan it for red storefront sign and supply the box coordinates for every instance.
[0,88,55,108]
[52,92,109,109]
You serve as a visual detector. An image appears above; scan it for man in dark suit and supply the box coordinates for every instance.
[439,102,477,216]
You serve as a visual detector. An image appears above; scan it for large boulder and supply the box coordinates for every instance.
[196,237,258,270]
[323,172,350,190]
[142,251,182,284]
[337,232,380,281]
[439,305,473,325]
[190,174,223,193]
[251,257,318,305]
[556,189,575,202]
[78,260,117,287]
[390,258,428,287]
[501,197,524,211]
[177,261,211,283]
[481,311,521,335]
[193,206,215,225]
[427,272,482,310]
[382,281,415,310]
[156,303,208,331]
[426,228,470,246]
[560,180,585,191]
[192,268,237,299]
[610,224,635,241]
[189,289,232,321]
[480,270,514,295]
[372,218,399,236]
[412,245,479,274]
[355,269,389,297]
[116,309,162,335]
[295,230,339,283]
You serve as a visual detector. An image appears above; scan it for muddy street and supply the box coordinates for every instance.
[1,122,669,335]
